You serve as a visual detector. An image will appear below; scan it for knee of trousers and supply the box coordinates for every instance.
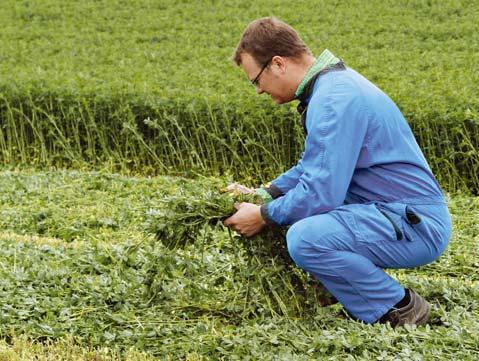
[286,220,320,269]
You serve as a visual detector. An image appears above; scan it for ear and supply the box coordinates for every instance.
[270,55,287,74]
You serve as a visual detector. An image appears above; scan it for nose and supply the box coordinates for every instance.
[255,85,264,94]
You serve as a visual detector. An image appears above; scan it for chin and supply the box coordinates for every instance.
[268,88,295,104]
[272,95,292,105]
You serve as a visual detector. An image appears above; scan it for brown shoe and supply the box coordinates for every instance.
[380,289,431,327]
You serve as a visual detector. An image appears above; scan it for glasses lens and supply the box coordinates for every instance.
[251,60,270,86]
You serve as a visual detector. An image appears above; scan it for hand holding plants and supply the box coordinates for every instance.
[223,202,266,237]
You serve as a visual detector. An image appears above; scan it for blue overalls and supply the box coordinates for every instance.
[261,67,451,323]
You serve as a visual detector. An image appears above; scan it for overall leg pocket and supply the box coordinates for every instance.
[375,203,421,242]
[399,203,451,247]
[342,203,405,243]
[401,205,424,242]
[376,203,439,243]
[376,206,404,241]
[344,202,447,269]
[336,202,435,245]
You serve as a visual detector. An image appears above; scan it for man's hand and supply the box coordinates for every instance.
[220,183,255,195]
[223,202,266,238]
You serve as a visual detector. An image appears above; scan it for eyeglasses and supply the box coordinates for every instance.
[250,59,272,87]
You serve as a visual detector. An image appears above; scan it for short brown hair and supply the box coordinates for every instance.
[232,17,311,66]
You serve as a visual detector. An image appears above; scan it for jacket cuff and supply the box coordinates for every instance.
[264,183,284,199]
[260,203,278,226]
[254,188,273,203]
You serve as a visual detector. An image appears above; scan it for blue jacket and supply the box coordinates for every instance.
[262,68,445,226]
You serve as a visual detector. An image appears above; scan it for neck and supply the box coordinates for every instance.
[294,49,342,100]
[292,55,316,91]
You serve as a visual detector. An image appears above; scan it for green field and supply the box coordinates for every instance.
[1,0,479,359]
[1,0,478,190]
[0,170,478,359]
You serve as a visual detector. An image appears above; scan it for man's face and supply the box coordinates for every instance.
[240,53,295,104]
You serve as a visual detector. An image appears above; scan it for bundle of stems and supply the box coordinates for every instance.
[144,184,337,316]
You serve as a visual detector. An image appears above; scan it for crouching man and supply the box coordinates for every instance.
[223,17,451,327]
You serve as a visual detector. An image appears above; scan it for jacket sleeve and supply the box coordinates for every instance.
[267,156,304,197]
[262,80,369,226]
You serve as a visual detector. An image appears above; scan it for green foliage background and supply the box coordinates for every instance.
[0,2,479,357]
[0,0,478,190]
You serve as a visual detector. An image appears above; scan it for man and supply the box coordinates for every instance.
[223,17,451,327]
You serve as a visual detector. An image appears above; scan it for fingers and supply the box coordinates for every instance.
[223,216,233,227]
[223,216,245,236]
[235,184,254,195]
[223,202,262,238]
[223,183,237,193]
[224,204,240,227]
[223,217,241,235]
[233,202,244,210]
[224,203,242,226]
[221,183,254,195]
